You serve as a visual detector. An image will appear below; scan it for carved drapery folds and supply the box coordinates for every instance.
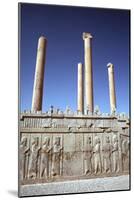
[102,136,112,173]
[83,136,93,175]
[93,136,102,174]
[20,137,30,180]
[51,137,63,176]
[112,135,119,173]
[20,132,129,184]
[121,137,129,172]
[28,137,40,179]
[40,137,51,179]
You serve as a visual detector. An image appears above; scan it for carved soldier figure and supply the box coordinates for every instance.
[20,137,30,180]
[83,137,93,175]
[28,137,40,179]
[102,136,112,173]
[93,136,101,174]
[112,135,119,173]
[51,137,63,176]
[40,137,51,179]
[121,138,129,171]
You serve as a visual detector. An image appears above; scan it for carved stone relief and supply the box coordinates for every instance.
[102,136,112,173]
[42,118,52,128]
[63,134,79,176]
[104,119,112,128]
[121,136,129,172]
[93,136,102,174]
[68,119,78,128]
[111,134,119,173]
[51,137,63,176]
[83,136,93,175]
[92,120,103,128]
[20,136,30,180]
[20,128,129,185]
[76,119,86,128]
[64,134,75,152]
[51,119,64,128]
[28,137,41,179]
[85,119,93,128]
[40,137,51,179]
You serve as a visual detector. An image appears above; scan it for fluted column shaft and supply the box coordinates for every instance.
[77,63,84,113]
[83,32,94,113]
[31,36,47,111]
[107,63,116,113]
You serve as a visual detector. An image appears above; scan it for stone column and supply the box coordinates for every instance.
[107,63,116,113]
[31,36,47,112]
[77,63,84,113]
[83,32,94,113]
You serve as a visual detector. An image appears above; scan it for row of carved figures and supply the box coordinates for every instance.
[83,135,129,175]
[20,135,129,181]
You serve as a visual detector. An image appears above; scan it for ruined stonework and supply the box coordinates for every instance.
[19,110,130,185]
[19,29,130,196]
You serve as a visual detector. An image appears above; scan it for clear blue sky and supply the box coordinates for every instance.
[20,3,130,114]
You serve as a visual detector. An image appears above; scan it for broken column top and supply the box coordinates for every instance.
[78,62,82,65]
[107,63,114,67]
[37,36,47,52]
[39,36,47,40]
[107,63,114,72]
[82,32,93,40]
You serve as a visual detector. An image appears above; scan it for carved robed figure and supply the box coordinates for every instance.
[40,137,51,179]
[93,136,101,174]
[121,138,129,172]
[51,137,63,176]
[102,136,112,173]
[112,135,119,173]
[83,137,93,174]
[20,137,30,180]
[28,137,40,179]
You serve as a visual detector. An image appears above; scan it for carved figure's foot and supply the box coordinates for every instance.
[52,172,57,176]
[84,170,89,175]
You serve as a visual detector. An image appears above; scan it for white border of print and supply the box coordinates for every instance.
[0,0,133,200]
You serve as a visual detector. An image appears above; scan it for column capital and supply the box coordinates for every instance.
[39,36,47,41]
[78,62,82,66]
[82,32,93,40]
[107,63,114,68]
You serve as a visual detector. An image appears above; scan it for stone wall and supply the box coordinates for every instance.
[19,112,130,185]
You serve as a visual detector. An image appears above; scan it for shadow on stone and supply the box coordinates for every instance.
[8,190,18,197]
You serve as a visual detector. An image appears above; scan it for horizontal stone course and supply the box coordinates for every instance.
[19,175,129,197]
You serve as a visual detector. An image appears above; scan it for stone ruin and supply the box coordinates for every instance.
[19,33,130,187]
[20,109,129,185]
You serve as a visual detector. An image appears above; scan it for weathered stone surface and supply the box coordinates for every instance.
[93,119,103,127]
[20,107,130,198]
[19,113,130,187]
[19,29,130,197]
[77,63,84,113]
[19,175,130,197]
[31,36,47,112]
[83,32,94,113]
[107,63,116,114]
[64,134,75,152]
